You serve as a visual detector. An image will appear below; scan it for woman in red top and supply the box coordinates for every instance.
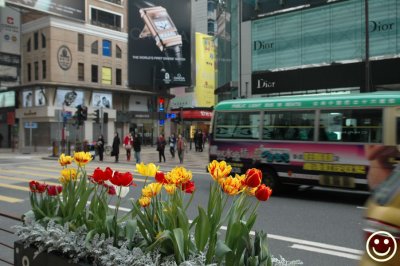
[123,133,133,161]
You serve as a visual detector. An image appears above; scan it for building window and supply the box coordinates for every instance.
[91,8,122,31]
[91,65,98,83]
[78,33,84,52]
[27,38,31,52]
[116,68,122,85]
[91,41,98,54]
[42,60,46,79]
[102,40,112,57]
[34,61,39,80]
[27,63,31,81]
[116,45,122,58]
[102,67,112,85]
[41,33,46,48]
[78,63,84,81]
[34,32,39,50]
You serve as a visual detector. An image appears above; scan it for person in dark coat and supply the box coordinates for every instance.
[112,132,121,163]
[133,133,142,163]
[156,134,166,163]
[97,134,105,161]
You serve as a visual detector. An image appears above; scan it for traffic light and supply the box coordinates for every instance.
[74,105,84,127]
[82,106,88,121]
[103,112,108,123]
[158,97,165,111]
[94,109,100,123]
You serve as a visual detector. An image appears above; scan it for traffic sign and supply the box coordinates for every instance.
[24,122,38,129]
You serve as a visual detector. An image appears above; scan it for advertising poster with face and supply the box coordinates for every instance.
[23,91,33,107]
[92,92,112,108]
[35,88,47,106]
[56,89,84,107]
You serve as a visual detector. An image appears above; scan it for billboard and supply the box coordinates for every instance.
[128,0,191,88]
[55,88,84,107]
[195,33,215,107]
[0,6,20,55]
[6,0,85,21]
[92,92,112,108]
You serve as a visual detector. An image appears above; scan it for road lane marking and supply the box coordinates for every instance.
[0,183,29,192]
[290,244,361,260]
[0,195,23,203]
[0,169,59,179]
[0,175,59,186]
[357,206,367,209]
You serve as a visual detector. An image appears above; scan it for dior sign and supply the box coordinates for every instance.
[256,79,276,89]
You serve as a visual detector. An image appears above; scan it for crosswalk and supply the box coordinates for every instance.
[0,161,148,204]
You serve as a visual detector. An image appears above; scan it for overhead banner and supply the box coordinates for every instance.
[195,33,216,107]
[0,6,20,55]
[6,0,85,21]
[128,0,191,88]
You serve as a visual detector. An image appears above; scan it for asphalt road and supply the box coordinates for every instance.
[0,149,370,265]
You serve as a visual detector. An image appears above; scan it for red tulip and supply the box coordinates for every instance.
[29,181,47,193]
[110,171,136,187]
[103,183,116,196]
[245,168,262,188]
[155,171,167,184]
[181,181,195,194]
[255,184,272,201]
[91,167,113,184]
[47,185,63,196]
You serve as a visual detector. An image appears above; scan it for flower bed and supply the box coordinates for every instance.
[14,152,302,266]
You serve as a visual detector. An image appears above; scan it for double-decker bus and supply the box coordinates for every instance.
[209,92,400,192]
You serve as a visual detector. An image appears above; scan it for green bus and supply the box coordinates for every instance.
[209,92,400,191]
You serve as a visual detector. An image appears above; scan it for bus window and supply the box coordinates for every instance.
[320,109,382,143]
[263,111,315,141]
[215,112,260,139]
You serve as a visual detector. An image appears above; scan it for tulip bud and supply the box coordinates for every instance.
[255,184,272,201]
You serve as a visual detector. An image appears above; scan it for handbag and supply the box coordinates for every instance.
[125,144,132,150]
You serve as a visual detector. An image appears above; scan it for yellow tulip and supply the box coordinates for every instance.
[73,151,92,167]
[165,166,192,185]
[208,160,232,182]
[136,162,158,177]
[163,184,177,195]
[221,175,242,196]
[139,196,151,207]
[142,183,162,197]
[58,153,73,167]
[59,168,77,184]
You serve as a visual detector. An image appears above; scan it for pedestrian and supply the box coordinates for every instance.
[195,130,203,152]
[177,134,186,164]
[112,132,120,163]
[123,133,133,161]
[97,134,105,162]
[133,133,141,163]
[169,133,176,158]
[156,134,166,163]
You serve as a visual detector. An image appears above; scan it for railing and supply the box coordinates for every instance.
[90,20,122,32]
[0,212,22,265]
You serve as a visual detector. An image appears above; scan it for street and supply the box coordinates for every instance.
[0,146,369,265]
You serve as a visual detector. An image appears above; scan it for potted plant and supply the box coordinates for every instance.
[14,152,302,265]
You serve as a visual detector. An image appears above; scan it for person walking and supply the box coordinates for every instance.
[156,134,166,163]
[133,133,142,163]
[168,133,176,158]
[177,134,186,164]
[123,133,133,161]
[112,132,120,163]
[97,134,105,162]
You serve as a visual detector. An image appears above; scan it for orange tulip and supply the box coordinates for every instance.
[208,160,232,181]
[139,196,151,207]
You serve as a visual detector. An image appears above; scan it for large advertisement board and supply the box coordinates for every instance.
[128,0,191,88]
[6,0,85,21]
[195,33,215,107]
[0,6,20,55]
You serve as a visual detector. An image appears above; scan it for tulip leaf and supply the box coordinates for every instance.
[172,228,185,263]
[215,239,232,258]
[195,206,210,252]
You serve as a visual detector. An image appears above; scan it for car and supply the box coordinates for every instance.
[360,164,400,265]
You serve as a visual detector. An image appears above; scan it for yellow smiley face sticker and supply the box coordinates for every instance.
[366,231,397,262]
